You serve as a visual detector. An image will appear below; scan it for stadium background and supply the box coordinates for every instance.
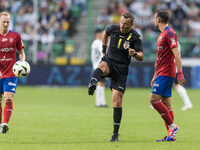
[1,0,200,88]
[1,1,200,150]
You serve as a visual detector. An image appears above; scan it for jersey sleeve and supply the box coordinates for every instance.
[105,25,113,36]
[166,31,178,50]
[132,35,143,52]
[16,34,24,51]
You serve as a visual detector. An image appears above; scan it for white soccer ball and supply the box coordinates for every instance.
[12,61,30,77]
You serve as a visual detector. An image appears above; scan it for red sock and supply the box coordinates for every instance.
[151,100,173,126]
[0,101,2,123]
[164,108,174,131]
[4,100,13,124]
[168,108,174,121]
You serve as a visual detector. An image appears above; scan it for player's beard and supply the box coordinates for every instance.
[120,27,130,34]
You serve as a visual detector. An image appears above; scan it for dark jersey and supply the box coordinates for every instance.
[105,25,142,65]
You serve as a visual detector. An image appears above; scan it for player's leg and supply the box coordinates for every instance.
[3,92,14,124]
[174,84,192,111]
[0,92,14,134]
[95,81,106,107]
[161,97,173,130]
[0,79,3,124]
[0,94,2,124]
[88,61,109,95]
[161,97,177,141]
[0,77,17,134]
[150,93,173,126]
[110,89,123,142]
[150,76,178,141]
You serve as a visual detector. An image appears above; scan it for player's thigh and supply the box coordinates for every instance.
[4,92,14,100]
[161,97,171,108]
[150,93,162,101]
[0,94,2,102]
[0,78,4,95]
[98,61,110,76]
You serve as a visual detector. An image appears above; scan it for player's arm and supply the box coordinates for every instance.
[172,47,185,85]
[128,49,143,61]
[151,62,157,87]
[18,49,26,61]
[102,31,109,55]
[128,33,143,61]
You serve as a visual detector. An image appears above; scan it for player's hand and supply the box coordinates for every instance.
[151,77,155,87]
[128,48,137,57]
[177,69,186,85]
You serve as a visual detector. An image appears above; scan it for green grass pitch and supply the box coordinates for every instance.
[0,87,199,150]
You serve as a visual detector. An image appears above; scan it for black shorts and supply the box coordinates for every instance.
[101,56,128,93]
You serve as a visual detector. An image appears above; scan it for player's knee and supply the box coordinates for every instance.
[150,99,160,105]
[112,96,123,107]
[5,98,13,103]
[112,100,122,107]
[98,62,108,73]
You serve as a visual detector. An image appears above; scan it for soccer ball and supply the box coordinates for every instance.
[12,61,30,77]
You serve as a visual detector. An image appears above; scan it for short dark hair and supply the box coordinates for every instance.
[156,10,169,23]
[122,12,134,23]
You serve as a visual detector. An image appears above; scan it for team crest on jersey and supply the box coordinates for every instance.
[123,41,130,49]
[9,38,13,43]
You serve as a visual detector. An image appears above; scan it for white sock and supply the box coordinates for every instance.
[99,86,106,105]
[96,85,106,106]
[168,123,176,130]
[175,85,192,106]
[95,85,101,106]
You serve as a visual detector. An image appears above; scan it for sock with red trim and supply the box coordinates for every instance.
[151,100,173,126]
[3,100,13,124]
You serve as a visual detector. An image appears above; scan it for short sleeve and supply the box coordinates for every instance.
[16,34,24,51]
[133,35,143,52]
[105,25,113,36]
[166,31,178,50]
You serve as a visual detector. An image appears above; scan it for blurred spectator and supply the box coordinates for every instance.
[97,8,112,26]
[192,42,200,58]
[96,0,200,59]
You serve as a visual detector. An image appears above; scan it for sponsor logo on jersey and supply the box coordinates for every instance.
[8,82,16,87]
[9,38,13,43]
[171,37,176,45]
[0,47,14,52]
[0,57,13,61]
[2,38,8,42]
[123,41,130,49]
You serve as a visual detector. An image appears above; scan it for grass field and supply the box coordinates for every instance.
[0,87,199,150]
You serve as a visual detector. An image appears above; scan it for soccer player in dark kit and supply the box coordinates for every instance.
[88,12,144,142]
